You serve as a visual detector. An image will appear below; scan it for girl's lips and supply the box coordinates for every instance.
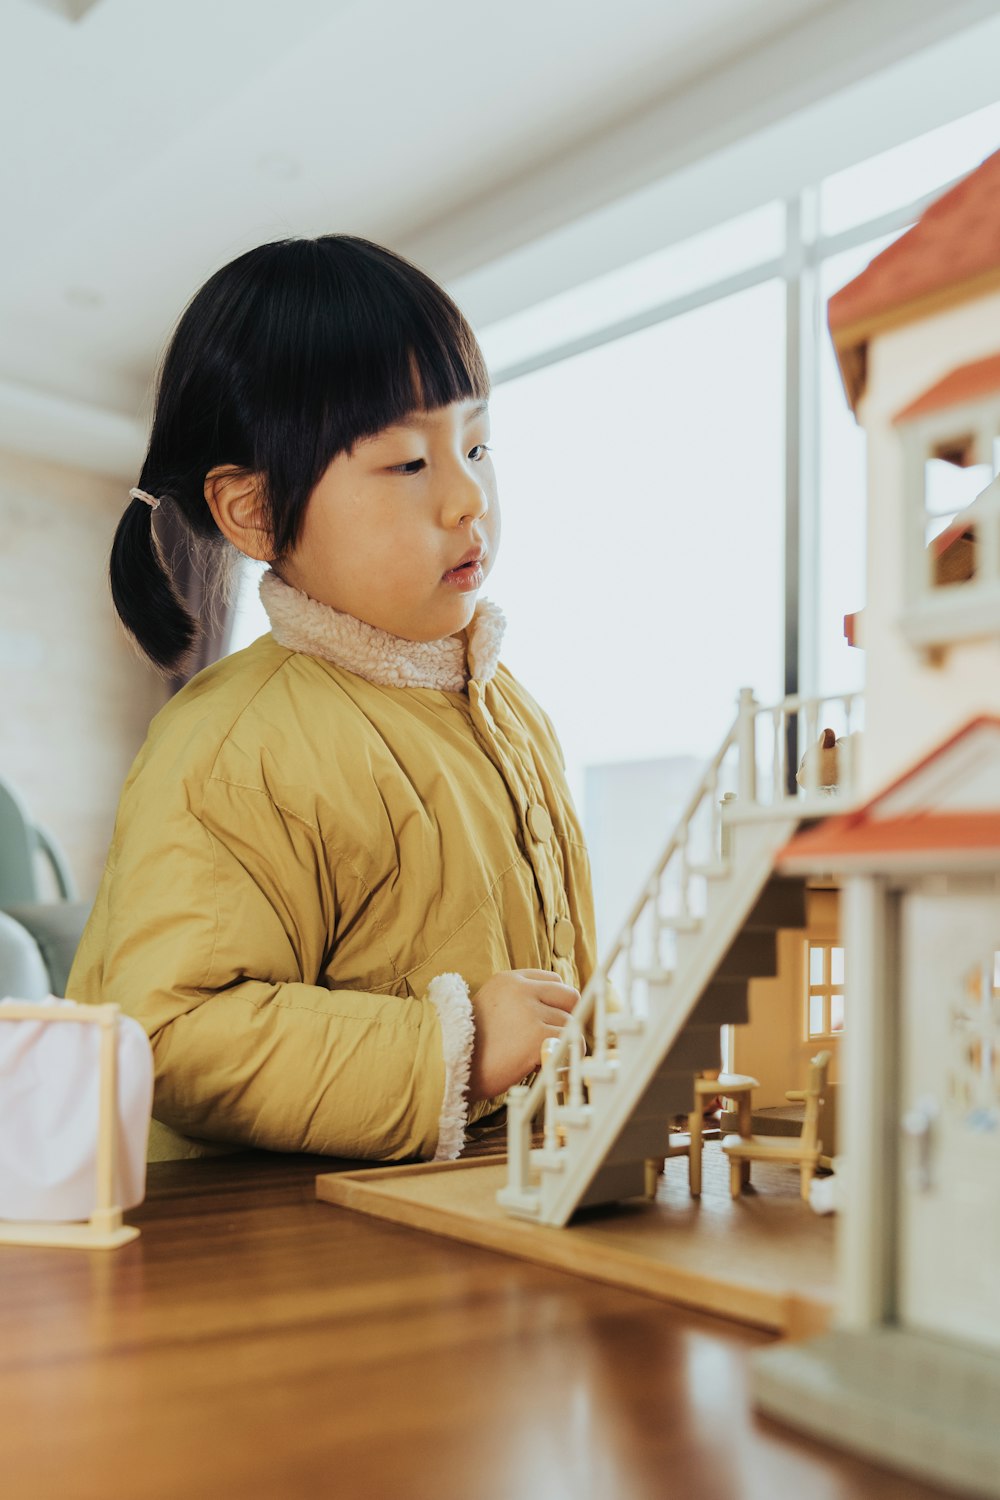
[441,560,485,591]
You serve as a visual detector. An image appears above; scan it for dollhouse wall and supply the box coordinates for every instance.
[856,286,1000,796]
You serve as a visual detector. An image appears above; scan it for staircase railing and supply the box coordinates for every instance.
[499,685,863,1212]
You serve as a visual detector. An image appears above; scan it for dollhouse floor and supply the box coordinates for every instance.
[316,1139,835,1334]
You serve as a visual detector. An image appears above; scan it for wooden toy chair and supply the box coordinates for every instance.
[721,1049,832,1201]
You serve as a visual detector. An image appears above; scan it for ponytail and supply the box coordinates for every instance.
[109,494,197,676]
[108,492,215,677]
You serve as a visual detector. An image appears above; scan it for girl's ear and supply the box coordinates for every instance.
[204,466,272,561]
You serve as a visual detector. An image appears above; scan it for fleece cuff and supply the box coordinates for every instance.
[425,972,475,1161]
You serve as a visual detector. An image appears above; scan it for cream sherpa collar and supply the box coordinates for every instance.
[257,567,507,690]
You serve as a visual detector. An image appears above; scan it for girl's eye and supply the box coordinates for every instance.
[389,444,492,475]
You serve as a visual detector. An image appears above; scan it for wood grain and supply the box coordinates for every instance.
[0,1152,954,1500]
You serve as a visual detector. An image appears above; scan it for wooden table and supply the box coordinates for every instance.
[0,1151,953,1500]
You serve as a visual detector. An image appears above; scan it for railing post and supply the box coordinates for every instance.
[594,972,609,1067]
[568,1017,585,1109]
[803,697,821,798]
[505,1085,531,1196]
[737,687,758,806]
[720,791,736,861]
[541,1039,560,1154]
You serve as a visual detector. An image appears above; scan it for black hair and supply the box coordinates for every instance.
[110,234,491,676]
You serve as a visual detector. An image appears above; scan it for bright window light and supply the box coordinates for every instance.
[486,276,785,809]
[820,99,1000,237]
[478,201,784,375]
[227,558,269,655]
[816,232,904,697]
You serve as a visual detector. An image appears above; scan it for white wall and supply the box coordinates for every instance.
[0,448,167,902]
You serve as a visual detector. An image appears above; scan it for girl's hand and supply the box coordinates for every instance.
[466,968,580,1103]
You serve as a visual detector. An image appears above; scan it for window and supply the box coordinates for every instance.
[486,276,785,808]
[897,400,1000,651]
[220,97,1000,885]
[806,940,845,1039]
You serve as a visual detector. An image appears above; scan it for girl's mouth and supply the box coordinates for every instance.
[441,560,485,591]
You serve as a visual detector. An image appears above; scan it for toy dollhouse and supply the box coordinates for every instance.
[318,145,1000,1495]
[750,144,1000,1498]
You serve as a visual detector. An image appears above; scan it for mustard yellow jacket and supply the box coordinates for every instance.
[67,573,597,1163]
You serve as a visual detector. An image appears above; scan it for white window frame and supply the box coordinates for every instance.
[805,938,846,1041]
[899,399,1000,652]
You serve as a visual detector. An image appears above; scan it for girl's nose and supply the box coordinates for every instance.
[443,477,489,528]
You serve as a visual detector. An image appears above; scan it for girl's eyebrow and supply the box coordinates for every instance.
[359,399,489,445]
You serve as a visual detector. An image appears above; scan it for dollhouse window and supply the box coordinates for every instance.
[806,941,845,1038]
[897,376,1000,652]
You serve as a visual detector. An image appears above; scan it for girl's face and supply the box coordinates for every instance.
[276,394,499,642]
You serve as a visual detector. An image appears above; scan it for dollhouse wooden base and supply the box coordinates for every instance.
[316,1140,834,1334]
[753,1327,1000,1499]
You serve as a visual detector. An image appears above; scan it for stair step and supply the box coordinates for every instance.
[656,914,701,934]
[630,1065,699,1119]
[581,1058,617,1084]
[744,876,808,930]
[714,929,778,979]
[609,1013,646,1034]
[661,1023,724,1074]
[629,967,672,984]
[530,1147,566,1171]
[601,1111,676,1167]
[686,861,730,879]
[574,1158,648,1213]
[558,1105,592,1128]
[495,1186,540,1217]
[689,979,750,1027]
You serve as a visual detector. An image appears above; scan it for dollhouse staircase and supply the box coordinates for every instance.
[498,686,862,1227]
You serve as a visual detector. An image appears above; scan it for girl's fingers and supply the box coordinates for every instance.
[514,968,565,982]
[531,980,580,1014]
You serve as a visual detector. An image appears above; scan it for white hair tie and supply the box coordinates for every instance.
[129,487,161,510]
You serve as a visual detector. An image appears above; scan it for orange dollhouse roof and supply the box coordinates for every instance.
[778,716,1000,872]
[894,350,1000,425]
[828,148,1000,412]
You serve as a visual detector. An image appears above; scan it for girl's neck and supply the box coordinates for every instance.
[257,568,506,690]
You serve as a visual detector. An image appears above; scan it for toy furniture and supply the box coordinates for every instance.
[689,1070,758,1195]
[0,1000,145,1249]
[722,1049,830,1199]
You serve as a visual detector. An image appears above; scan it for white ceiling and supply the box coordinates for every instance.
[1,0,998,478]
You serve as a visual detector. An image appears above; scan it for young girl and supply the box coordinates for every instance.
[67,233,598,1163]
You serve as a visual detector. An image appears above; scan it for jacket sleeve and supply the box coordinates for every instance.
[77,773,475,1162]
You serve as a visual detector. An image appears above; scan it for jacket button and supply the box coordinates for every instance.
[553,917,575,958]
[526,803,553,842]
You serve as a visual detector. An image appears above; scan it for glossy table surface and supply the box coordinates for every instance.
[0,1149,955,1500]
